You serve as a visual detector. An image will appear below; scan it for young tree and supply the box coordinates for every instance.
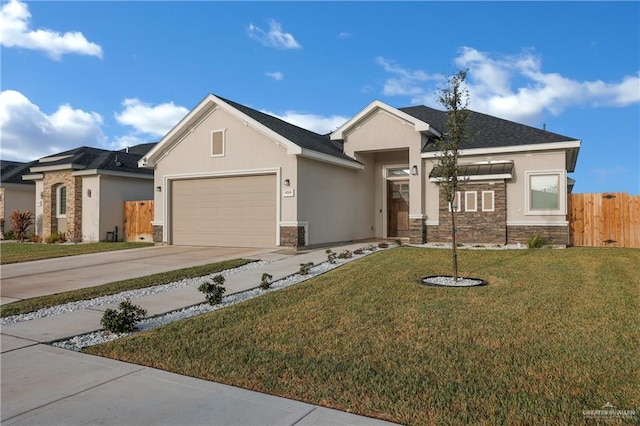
[434,70,471,281]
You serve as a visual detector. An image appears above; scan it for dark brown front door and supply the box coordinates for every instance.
[388,180,409,237]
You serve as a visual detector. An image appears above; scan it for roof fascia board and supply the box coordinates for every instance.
[39,154,73,163]
[22,173,43,181]
[330,100,441,140]
[140,94,302,168]
[72,169,154,179]
[29,164,84,173]
[421,140,582,159]
[298,149,364,170]
[1,182,35,189]
[429,173,512,183]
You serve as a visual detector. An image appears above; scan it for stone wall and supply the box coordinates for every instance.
[409,218,426,244]
[153,225,164,243]
[507,225,569,246]
[427,182,507,245]
[280,225,305,247]
[42,171,82,241]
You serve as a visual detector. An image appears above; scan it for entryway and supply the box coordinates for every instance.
[387,180,409,237]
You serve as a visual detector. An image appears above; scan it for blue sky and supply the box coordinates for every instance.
[1,1,638,194]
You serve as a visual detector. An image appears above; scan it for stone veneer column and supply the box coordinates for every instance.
[409,218,426,244]
[152,225,164,243]
[42,171,82,241]
[279,225,305,248]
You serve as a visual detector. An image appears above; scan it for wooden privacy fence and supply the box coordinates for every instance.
[568,193,640,248]
[124,200,154,243]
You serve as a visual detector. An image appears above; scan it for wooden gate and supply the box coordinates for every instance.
[124,200,153,243]
[568,193,640,248]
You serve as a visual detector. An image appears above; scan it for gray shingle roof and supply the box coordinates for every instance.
[217,96,355,162]
[399,106,577,152]
[119,142,157,156]
[31,147,152,175]
[1,160,36,185]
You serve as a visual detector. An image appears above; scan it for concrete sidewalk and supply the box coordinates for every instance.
[1,242,397,425]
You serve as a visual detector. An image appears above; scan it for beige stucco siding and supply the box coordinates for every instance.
[423,149,569,225]
[297,155,375,245]
[81,176,101,241]
[1,184,35,229]
[97,175,154,242]
[153,107,297,232]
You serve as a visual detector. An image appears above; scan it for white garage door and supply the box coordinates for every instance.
[171,174,277,247]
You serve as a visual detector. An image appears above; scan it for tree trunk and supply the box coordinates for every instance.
[451,208,458,281]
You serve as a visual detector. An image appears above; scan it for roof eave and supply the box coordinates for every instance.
[421,140,582,159]
[298,148,364,170]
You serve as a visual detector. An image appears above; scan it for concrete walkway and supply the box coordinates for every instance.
[1,243,397,425]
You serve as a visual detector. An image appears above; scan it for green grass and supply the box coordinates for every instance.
[0,241,154,264]
[85,247,640,425]
[0,259,252,318]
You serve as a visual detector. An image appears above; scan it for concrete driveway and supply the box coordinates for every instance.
[0,245,277,305]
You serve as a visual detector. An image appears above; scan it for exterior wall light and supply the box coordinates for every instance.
[411,165,418,175]
[156,186,162,192]
[283,179,290,186]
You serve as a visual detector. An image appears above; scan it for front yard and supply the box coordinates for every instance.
[86,247,639,425]
[0,241,154,264]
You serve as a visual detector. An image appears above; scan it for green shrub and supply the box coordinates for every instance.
[3,230,16,240]
[527,234,549,249]
[395,239,403,246]
[260,273,273,290]
[47,231,66,244]
[101,299,147,333]
[299,262,314,275]
[198,275,226,305]
[338,250,353,259]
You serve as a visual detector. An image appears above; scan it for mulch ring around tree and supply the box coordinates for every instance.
[421,276,487,287]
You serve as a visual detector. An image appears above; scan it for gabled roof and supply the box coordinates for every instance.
[400,105,578,151]
[142,94,362,169]
[0,160,36,186]
[29,146,153,176]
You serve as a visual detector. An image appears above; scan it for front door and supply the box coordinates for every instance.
[388,180,409,237]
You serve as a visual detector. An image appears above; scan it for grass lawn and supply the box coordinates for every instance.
[86,247,640,425]
[0,241,154,265]
[0,259,252,318]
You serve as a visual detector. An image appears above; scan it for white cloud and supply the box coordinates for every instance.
[0,0,102,60]
[263,110,349,134]
[247,20,301,49]
[337,31,352,39]
[114,98,188,137]
[0,90,105,161]
[378,47,640,124]
[266,71,284,81]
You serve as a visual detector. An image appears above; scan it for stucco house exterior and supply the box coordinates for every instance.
[23,144,155,242]
[140,94,580,248]
[0,160,36,234]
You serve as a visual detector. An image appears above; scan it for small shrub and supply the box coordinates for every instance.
[365,245,377,252]
[299,262,314,275]
[395,239,403,246]
[353,247,364,255]
[527,234,549,249]
[337,250,353,259]
[378,242,389,248]
[28,234,42,243]
[101,299,147,333]
[326,249,337,264]
[47,231,66,244]
[3,230,16,240]
[10,210,33,241]
[260,273,273,290]
[198,275,226,305]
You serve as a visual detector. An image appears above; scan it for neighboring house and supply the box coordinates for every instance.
[23,145,155,242]
[140,94,580,248]
[0,160,37,233]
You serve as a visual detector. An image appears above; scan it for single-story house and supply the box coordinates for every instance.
[140,94,580,248]
[0,160,37,234]
[23,144,156,242]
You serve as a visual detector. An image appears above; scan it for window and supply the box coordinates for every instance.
[525,171,565,215]
[465,191,477,212]
[211,130,225,157]
[448,191,462,212]
[387,168,410,178]
[482,191,495,212]
[57,185,67,217]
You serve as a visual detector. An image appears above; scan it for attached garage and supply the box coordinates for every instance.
[170,174,277,247]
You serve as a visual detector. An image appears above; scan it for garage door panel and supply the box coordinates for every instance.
[171,175,276,247]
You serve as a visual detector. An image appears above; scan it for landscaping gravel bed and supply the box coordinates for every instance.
[1,260,269,326]
[51,246,390,351]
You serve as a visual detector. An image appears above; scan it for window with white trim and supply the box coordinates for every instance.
[56,185,67,217]
[482,191,495,212]
[464,191,477,212]
[448,191,462,212]
[211,130,225,157]
[525,170,565,215]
